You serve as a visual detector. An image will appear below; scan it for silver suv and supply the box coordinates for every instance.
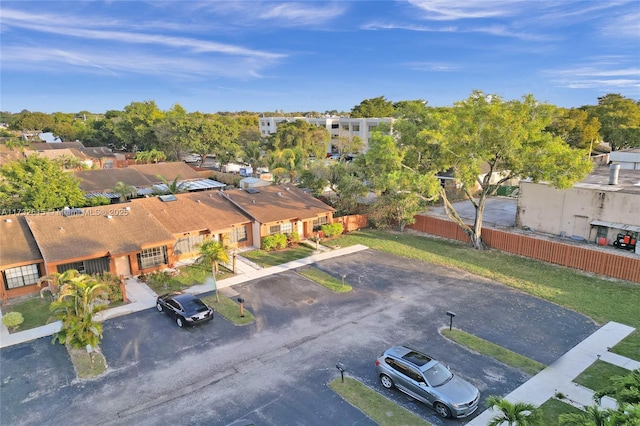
[375,345,480,418]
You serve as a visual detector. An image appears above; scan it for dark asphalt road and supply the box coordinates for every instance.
[0,249,598,426]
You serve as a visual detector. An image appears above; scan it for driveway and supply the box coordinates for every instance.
[0,249,597,425]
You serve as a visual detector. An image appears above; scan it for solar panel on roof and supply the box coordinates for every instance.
[159,194,177,202]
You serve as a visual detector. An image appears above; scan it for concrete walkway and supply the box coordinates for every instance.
[468,321,639,425]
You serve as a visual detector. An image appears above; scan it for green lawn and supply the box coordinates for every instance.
[442,329,545,376]
[143,263,232,295]
[328,229,640,359]
[329,377,432,426]
[241,245,315,267]
[200,293,255,326]
[573,360,631,394]
[3,296,54,332]
[537,398,584,425]
[296,266,352,293]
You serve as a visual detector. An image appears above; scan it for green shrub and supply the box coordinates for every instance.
[262,233,287,251]
[95,273,123,303]
[288,232,300,245]
[147,271,172,289]
[2,311,24,330]
[321,222,344,238]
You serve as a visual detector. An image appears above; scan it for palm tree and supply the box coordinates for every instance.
[112,181,137,202]
[49,269,108,350]
[197,239,230,303]
[155,174,189,195]
[243,141,263,177]
[486,395,539,426]
[559,405,618,426]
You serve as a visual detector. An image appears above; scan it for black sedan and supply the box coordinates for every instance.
[156,292,214,327]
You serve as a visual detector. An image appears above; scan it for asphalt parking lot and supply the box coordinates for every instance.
[0,248,598,425]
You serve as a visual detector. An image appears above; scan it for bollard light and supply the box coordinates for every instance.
[336,362,346,382]
[446,311,456,331]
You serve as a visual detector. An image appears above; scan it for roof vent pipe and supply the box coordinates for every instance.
[609,164,620,185]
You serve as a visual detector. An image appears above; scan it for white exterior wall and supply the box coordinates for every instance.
[258,116,393,152]
[517,181,640,242]
[609,150,640,170]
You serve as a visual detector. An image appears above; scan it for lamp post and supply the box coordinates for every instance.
[446,311,456,331]
[336,362,346,382]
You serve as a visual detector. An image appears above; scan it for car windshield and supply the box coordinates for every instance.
[423,362,453,387]
[183,299,208,313]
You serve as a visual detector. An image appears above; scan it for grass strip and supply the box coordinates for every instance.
[442,329,546,376]
[67,344,107,379]
[537,398,584,425]
[329,377,432,426]
[201,294,254,326]
[573,360,631,394]
[240,245,315,267]
[296,266,352,293]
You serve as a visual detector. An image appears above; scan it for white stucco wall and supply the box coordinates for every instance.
[517,181,640,242]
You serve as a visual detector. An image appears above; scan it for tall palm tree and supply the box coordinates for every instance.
[486,395,539,426]
[49,269,108,350]
[243,141,263,177]
[197,239,230,303]
[155,174,189,195]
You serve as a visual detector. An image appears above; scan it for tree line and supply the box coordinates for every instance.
[1,91,638,249]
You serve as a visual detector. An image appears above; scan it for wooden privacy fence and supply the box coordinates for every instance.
[334,214,369,233]
[409,215,640,284]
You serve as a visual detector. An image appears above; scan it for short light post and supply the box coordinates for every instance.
[341,274,346,290]
[446,311,456,331]
[336,362,346,382]
[237,297,245,318]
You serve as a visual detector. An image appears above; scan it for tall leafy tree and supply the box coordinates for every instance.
[153,104,192,161]
[547,108,601,151]
[423,91,593,249]
[485,396,539,426]
[589,93,640,151]
[362,132,440,230]
[242,140,264,177]
[268,119,329,161]
[351,96,395,118]
[0,156,86,210]
[114,101,164,151]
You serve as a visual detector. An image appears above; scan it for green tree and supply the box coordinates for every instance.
[559,405,618,426]
[50,269,108,350]
[267,120,329,161]
[424,91,593,249]
[111,181,137,202]
[197,239,230,302]
[153,104,192,161]
[351,96,395,118]
[486,395,539,426]
[0,156,86,211]
[155,175,189,195]
[242,140,264,177]
[362,132,440,230]
[589,93,640,151]
[9,110,55,136]
[333,135,364,157]
[188,116,240,168]
[547,108,601,151]
[114,101,165,151]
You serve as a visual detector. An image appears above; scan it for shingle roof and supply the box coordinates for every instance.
[24,206,174,262]
[132,192,252,235]
[75,162,201,192]
[0,215,42,266]
[223,185,334,224]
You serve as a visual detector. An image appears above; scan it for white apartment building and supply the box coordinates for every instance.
[258,116,394,153]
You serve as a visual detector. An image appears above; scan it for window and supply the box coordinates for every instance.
[352,125,360,131]
[313,216,328,230]
[342,124,349,130]
[331,123,339,129]
[368,125,377,131]
[269,225,281,235]
[3,264,41,290]
[230,226,248,243]
[174,234,205,255]
[137,246,168,270]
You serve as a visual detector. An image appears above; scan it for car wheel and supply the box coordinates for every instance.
[176,317,184,327]
[156,302,163,312]
[434,402,451,419]
[380,374,394,389]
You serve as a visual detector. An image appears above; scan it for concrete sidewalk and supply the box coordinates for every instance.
[468,321,639,425]
[0,244,369,348]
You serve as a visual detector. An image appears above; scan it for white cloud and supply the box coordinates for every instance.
[547,60,640,91]
[406,0,523,21]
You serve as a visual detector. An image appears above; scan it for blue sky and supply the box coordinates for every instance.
[1,1,639,114]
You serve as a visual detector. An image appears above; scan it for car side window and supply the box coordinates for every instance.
[386,358,424,382]
[167,300,181,311]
